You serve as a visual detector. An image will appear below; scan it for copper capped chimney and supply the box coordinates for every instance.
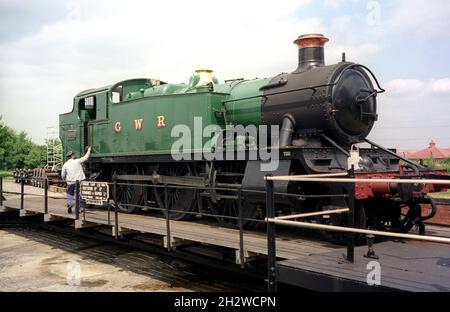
[293,34,329,73]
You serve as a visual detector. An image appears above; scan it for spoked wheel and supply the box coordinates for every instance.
[211,196,262,228]
[378,199,417,233]
[313,198,367,245]
[153,163,197,221]
[113,164,145,213]
[209,162,260,228]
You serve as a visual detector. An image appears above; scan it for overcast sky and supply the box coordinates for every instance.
[1,0,449,151]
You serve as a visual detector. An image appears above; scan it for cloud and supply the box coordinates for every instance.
[370,77,450,150]
[0,0,67,43]
[323,0,362,9]
[429,78,450,95]
[0,0,314,143]
[384,79,424,96]
[331,15,352,32]
[386,0,450,37]
[326,42,380,65]
[384,78,450,96]
[0,0,449,153]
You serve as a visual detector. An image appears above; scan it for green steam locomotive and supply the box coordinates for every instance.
[59,34,447,243]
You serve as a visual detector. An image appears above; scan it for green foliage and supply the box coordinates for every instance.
[431,190,450,199]
[422,157,450,172]
[0,170,12,177]
[442,158,450,173]
[0,116,46,170]
[24,144,47,168]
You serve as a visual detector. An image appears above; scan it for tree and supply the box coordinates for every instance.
[24,145,47,168]
[0,116,47,170]
[11,131,33,168]
[0,118,16,169]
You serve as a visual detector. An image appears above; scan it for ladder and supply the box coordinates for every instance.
[46,126,63,171]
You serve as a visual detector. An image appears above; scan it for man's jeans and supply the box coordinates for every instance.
[66,184,75,207]
[66,183,82,213]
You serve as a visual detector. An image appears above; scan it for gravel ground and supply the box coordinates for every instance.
[0,225,261,292]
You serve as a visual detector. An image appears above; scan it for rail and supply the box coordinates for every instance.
[264,170,450,292]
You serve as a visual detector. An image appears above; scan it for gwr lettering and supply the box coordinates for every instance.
[134,118,143,131]
[156,115,166,128]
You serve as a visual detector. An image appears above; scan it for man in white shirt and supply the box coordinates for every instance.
[61,146,91,214]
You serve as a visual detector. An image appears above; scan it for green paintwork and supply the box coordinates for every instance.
[59,74,270,159]
[223,78,270,126]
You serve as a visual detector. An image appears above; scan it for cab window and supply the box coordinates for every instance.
[111,85,123,103]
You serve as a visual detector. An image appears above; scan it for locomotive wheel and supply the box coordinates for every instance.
[113,164,145,213]
[153,164,197,221]
[209,162,260,228]
[376,199,417,233]
[313,198,366,245]
[211,197,262,228]
[389,202,416,233]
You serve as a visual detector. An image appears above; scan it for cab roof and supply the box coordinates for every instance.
[75,78,162,98]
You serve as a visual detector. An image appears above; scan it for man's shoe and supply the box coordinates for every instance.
[67,206,73,214]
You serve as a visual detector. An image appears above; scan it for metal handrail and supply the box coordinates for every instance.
[266,176,450,185]
[264,170,450,292]
[8,175,352,224]
[266,217,450,244]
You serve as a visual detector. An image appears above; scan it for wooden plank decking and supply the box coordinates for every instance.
[278,239,450,292]
[2,195,338,262]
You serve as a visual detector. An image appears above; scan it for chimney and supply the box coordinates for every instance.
[293,34,329,73]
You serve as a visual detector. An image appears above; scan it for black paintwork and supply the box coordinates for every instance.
[261,62,377,145]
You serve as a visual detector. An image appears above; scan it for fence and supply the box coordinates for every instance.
[264,170,450,292]
[3,173,450,292]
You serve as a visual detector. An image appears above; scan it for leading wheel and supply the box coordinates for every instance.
[375,199,417,233]
[313,198,367,245]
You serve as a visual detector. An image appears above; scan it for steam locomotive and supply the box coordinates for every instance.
[59,34,447,243]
